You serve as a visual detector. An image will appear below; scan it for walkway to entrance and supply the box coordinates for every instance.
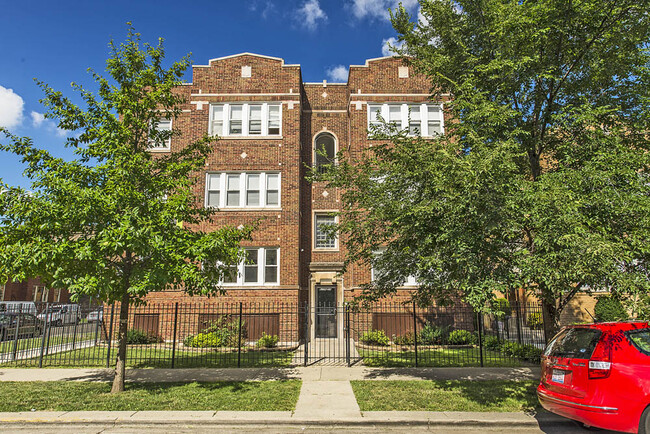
[291,338,361,366]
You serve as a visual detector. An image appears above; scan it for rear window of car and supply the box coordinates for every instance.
[544,327,602,359]
[626,329,650,355]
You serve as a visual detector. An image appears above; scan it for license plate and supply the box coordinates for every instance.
[552,369,565,384]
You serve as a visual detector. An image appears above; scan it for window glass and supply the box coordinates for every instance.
[226,174,240,206]
[211,106,223,136]
[369,105,382,128]
[315,215,337,249]
[388,105,402,128]
[223,264,238,283]
[249,105,262,135]
[427,105,442,135]
[409,105,421,136]
[229,105,243,135]
[149,118,171,149]
[627,329,650,354]
[315,133,336,173]
[246,174,260,206]
[244,250,258,283]
[544,328,602,359]
[268,105,280,135]
[266,174,279,206]
[207,174,221,207]
[265,249,278,283]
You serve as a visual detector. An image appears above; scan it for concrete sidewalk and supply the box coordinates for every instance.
[0,366,538,382]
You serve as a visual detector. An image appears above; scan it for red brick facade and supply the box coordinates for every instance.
[146,53,448,324]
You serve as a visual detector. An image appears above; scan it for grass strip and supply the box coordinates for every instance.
[358,347,532,367]
[351,380,539,412]
[0,380,301,411]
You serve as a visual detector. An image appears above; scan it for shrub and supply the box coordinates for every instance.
[447,329,477,345]
[183,316,246,348]
[418,323,449,345]
[126,329,162,345]
[360,329,390,346]
[527,312,543,329]
[522,344,543,363]
[483,335,501,351]
[256,332,279,348]
[594,296,630,322]
[637,295,650,321]
[393,331,415,346]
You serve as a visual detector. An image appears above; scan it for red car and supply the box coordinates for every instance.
[537,321,650,433]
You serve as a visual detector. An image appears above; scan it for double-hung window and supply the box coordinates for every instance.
[148,118,172,150]
[314,214,337,249]
[206,172,281,209]
[367,103,444,137]
[209,103,282,137]
[221,247,280,285]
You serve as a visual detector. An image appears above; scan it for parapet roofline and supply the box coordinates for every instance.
[193,52,300,68]
[349,55,404,68]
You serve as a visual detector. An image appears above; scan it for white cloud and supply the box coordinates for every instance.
[0,85,24,129]
[326,65,348,83]
[381,37,405,57]
[296,0,327,31]
[349,0,418,21]
[30,111,45,127]
[30,111,67,137]
[249,0,275,19]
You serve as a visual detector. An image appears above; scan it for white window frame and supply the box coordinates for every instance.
[367,103,444,137]
[314,213,338,250]
[205,172,281,209]
[209,103,282,137]
[148,118,172,151]
[221,247,280,286]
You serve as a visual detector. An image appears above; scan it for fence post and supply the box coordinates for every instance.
[11,305,22,361]
[237,302,243,368]
[477,311,484,368]
[93,307,101,345]
[38,303,50,368]
[413,300,418,368]
[106,303,115,369]
[71,314,79,351]
[345,304,351,367]
[171,302,179,369]
[303,303,309,367]
[515,300,523,345]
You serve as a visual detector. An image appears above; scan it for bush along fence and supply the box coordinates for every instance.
[0,300,546,368]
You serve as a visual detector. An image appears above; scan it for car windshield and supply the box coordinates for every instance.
[627,329,650,354]
[544,328,602,359]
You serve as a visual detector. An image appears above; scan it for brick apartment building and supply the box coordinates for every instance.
[144,53,449,339]
[0,278,71,304]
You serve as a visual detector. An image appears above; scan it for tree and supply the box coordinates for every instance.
[0,26,251,392]
[316,0,650,338]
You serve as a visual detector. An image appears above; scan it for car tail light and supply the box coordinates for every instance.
[588,334,612,379]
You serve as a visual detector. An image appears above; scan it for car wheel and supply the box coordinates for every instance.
[640,406,650,434]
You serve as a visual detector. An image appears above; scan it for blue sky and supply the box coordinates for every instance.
[0,0,420,188]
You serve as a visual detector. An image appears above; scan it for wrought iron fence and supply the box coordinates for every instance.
[0,300,546,368]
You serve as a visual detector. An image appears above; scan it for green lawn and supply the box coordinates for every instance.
[351,380,539,412]
[357,347,532,367]
[0,380,302,411]
[2,346,294,368]
[0,332,98,354]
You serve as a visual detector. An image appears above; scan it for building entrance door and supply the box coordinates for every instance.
[315,285,337,338]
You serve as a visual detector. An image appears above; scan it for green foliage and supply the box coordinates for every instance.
[418,323,449,345]
[483,335,501,351]
[360,330,390,346]
[0,25,252,302]
[314,0,650,338]
[256,332,279,348]
[594,296,630,322]
[493,298,511,319]
[526,313,543,329]
[393,331,415,345]
[447,330,477,346]
[484,335,542,363]
[126,329,162,345]
[636,295,650,321]
[184,317,244,348]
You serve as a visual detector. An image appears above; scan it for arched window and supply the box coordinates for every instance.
[314,133,336,173]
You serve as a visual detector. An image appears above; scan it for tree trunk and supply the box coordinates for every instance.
[111,290,130,393]
[541,297,558,344]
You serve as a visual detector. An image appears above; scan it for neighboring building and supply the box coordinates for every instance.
[0,278,70,303]
[145,53,449,339]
